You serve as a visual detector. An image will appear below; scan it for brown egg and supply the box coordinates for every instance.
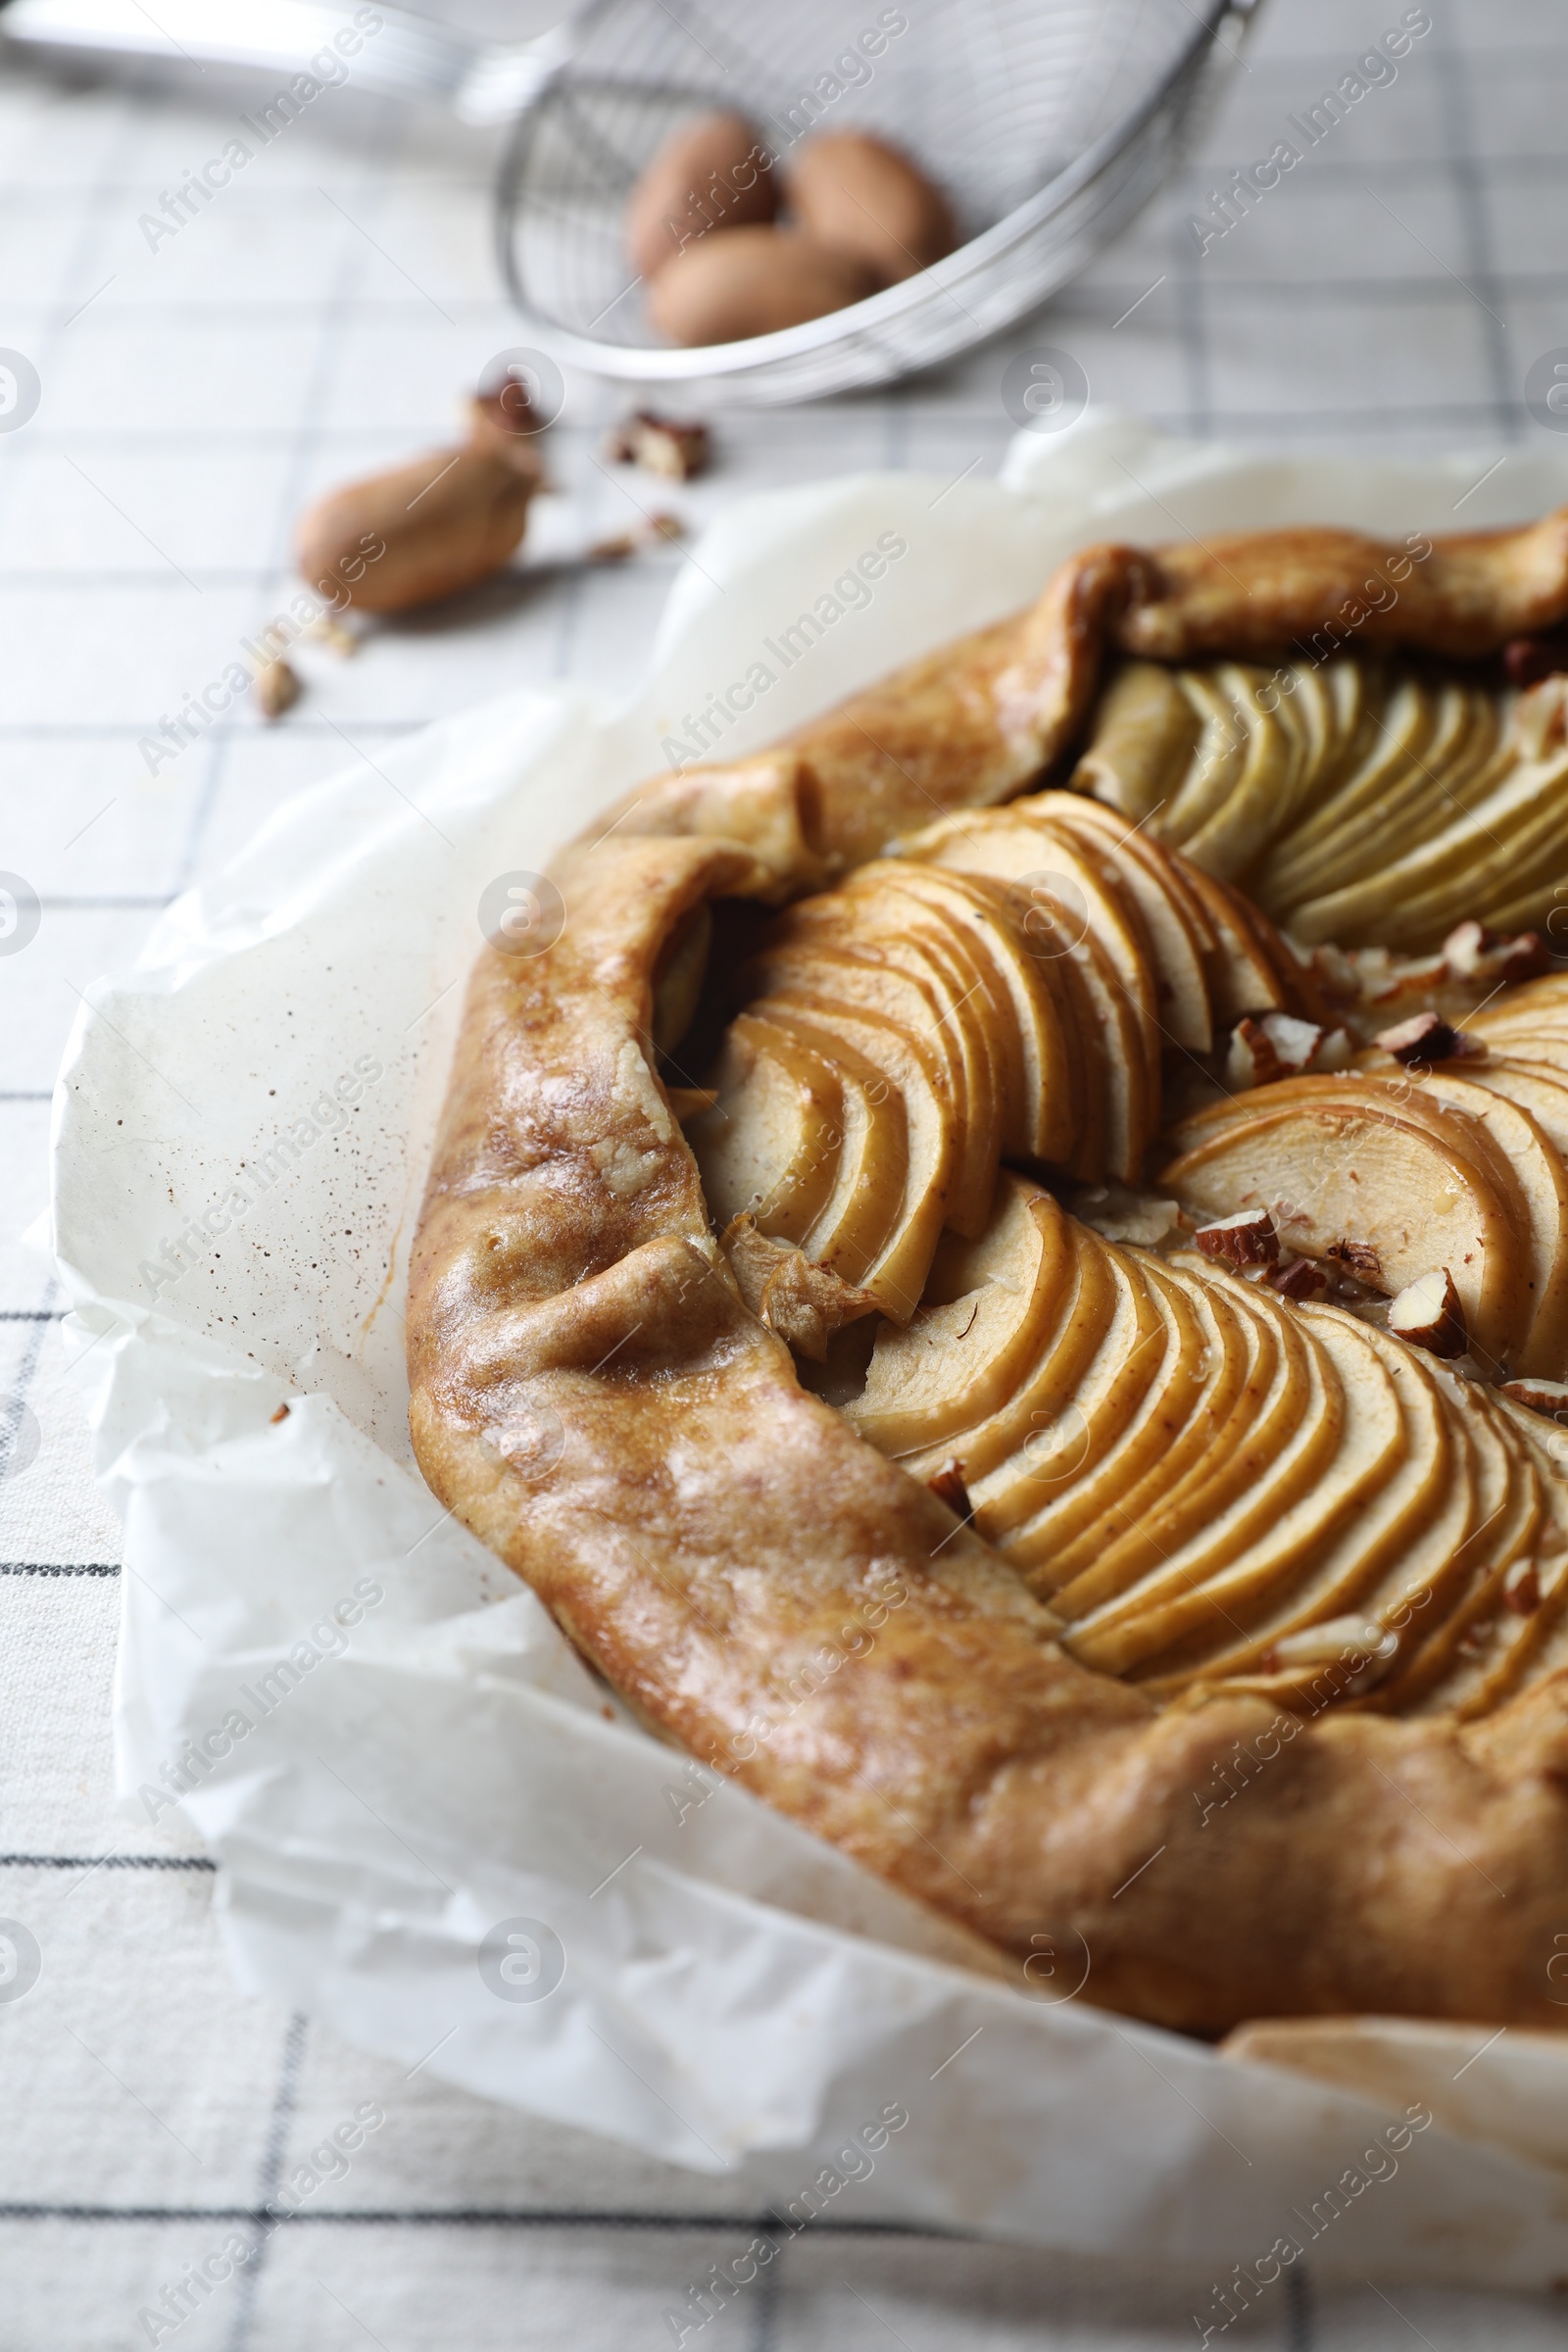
[647,225,879,347]
[625,111,777,283]
[787,130,956,285]
[295,439,542,615]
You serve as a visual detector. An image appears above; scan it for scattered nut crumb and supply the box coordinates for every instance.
[270,1401,291,1424]
[253,658,301,721]
[1325,1238,1385,1284]
[1373,1008,1480,1064]
[647,510,685,540]
[1195,1208,1279,1268]
[1504,1563,1542,1616]
[1499,1376,1568,1423]
[1388,1267,1466,1358]
[926,1460,973,1522]
[1267,1257,1329,1302]
[587,531,639,562]
[1226,1016,1285,1091]
[305,613,360,659]
[607,410,710,480]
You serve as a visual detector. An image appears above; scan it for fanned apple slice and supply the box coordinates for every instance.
[1178,664,1308,884]
[1089,1300,1416,1683]
[1022,1256,1256,1592]
[733,1006,906,1294]
[1260,677,1459,911]
[1288,737,1568,950]
[863,863,1083,1170]
[972,1239,1169,1541]
[689,1013,845,1247]
[906,804,1164,1101]
[754,996,950,1322]
[742,938,991,1238]
[1467,972,1568,1034]
[774,888,1009,1233]
[1262,671,1431,874]
[1135,1309,1459,1703]
[1071,660,1202,821]
[1281,684,1506,917]
[1405,1070,1568,1379]
[995,1249,1208,1567]
[1047,795,1216,1054]
[1060,914,1154,1181]
[1161,668,1251,843]
[1160,1076,1535,1370]
[1180,860,1297,1023]
[897,1212,1120,1487]
[1458,1056,1568,1160]
[1062,1274,1356,1676]
[1047,1264,1309,1621]
[843,1177,1070,1455]
[1355,1377,1545,1716]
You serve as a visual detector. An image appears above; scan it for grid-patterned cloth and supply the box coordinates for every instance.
[4,1,1568,2343]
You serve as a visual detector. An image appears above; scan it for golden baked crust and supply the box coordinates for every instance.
[408,507,1568,2034]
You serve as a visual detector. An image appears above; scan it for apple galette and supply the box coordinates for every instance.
[410,507,1568,2033]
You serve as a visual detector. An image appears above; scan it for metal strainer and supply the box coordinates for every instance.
[496,0,1256,403]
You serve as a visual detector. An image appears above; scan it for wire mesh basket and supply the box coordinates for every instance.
[495,0,1253,403]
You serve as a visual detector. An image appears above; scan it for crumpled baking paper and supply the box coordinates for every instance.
[49,413,1568,2283]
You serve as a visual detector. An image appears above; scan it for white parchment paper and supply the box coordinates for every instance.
[49,415,1568,2283]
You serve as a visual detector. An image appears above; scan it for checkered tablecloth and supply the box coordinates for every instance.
[4,0,1568,2343]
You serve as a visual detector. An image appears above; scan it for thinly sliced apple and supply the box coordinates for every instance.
[1061,916,1154,1181]
[1460,1055,1568,1160]
[907,804,1164,1102]
[1136,1310,1455,1701]
[1071,660,1202,821]
[1405,1070,1568,1378]
[778,886,1011,1232]
[738,1005,906,1294]
[689,1012,845,1247]
[973,1238,1169,1541]
[1288,736,1568,949]
[754,996,950,1322]
[1091,1299,1414,1682]
[1283,684,1506,919]
[1022,1254,1257,1592]
[742,938,989,1238]
[1180,860,1296,1024]
[997,1249,1211,1569]
[897,1211,1119,1487]
[1160,1076,1534,1370]
[1161,668,1250,842]
[1261,677,1466,910]
[1358,1375,1545,1715]
[863,863,1084,1171]
[1062,1271,1354,1675]
[1468,972,1568,1032]
[843,1177,1071,1455]
[1046,1262,1309,1620]
[1177,664,1307,884]
[1049,794,1218,1054]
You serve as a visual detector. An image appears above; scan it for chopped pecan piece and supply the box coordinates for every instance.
[1195,1208,1279,1268]
[1388,1267,1466,1359]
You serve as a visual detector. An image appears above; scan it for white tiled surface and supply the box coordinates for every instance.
[4,2,1568,2344]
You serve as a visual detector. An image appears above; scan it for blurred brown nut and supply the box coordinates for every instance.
[625,111,777,282]
[787,129,956,286]
[295,441,541,615]
[648,225,879,347]
[253,657,301,721]
[466,387,550,473]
